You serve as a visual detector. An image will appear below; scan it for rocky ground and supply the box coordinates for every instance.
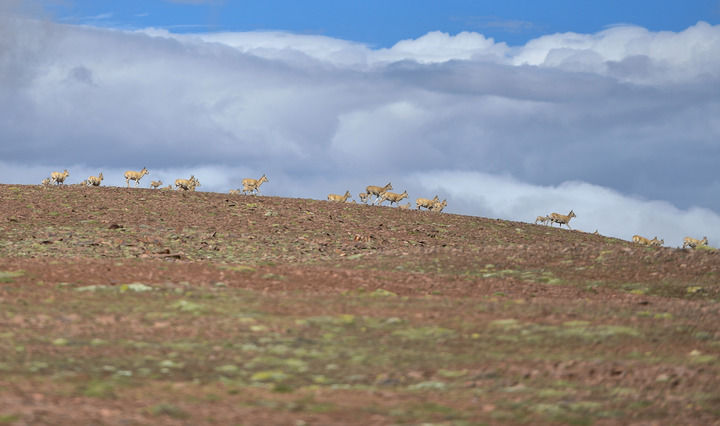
[0,184,719,425]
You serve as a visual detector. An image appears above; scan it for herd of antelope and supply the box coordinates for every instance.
[40,167,201,192]
[533,209,709,249]
[38,168,710,249]
[40,169,446,212]
[327,182,448,212]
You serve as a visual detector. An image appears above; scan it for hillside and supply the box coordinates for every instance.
[1,184,719,424]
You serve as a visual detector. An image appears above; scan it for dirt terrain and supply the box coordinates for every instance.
[0,183,719,425]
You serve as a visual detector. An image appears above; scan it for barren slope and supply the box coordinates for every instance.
[0,184,719,425]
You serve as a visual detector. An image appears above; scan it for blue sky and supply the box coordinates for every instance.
[48,0,720,47]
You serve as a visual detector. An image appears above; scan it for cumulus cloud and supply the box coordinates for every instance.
[414,171,720,247]
[187,31,373,66]
[1,14,719,246]
[514,22,720,84]
[373,31,509,64]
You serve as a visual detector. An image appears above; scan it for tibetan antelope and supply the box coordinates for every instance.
[124,167,149,187]
[242,174,268,195]
[549,210,576,229]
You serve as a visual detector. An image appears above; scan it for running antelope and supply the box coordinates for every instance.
[683,236,708,249]
[328,190,352,203]
[175,175,200,191]
[416,196,439,210]
[650,237,664,247]
[379,190,408,206]
[51,169,70,185]
[549,210,576,229]
[632,235,652,245]
[430,199,448,212]
[364,182,392,204]
[87,172,103,187]
[535,215,550,225]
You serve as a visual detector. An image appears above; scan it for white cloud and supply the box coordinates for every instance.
[1,16,719,246]
[414,171,720,248]
[374,31,509,64]
[187,31,373,67]
[179,22,720,83]
[512,22,720,84]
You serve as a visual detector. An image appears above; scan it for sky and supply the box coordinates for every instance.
[41,0,720,47]
[1,0,720,247]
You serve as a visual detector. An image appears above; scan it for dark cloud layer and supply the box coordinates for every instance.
[1,17,719,245]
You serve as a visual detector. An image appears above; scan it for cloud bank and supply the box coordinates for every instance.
[415,171,720,247]
[1,14,719,247]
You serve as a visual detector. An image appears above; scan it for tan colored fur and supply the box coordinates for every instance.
[124,167,148,187]
[328,190,352,202]
[175,175,200,191]
[379,190,408,206]
[649,237,664,247]
[87,172,103,187]
[632,235,651,245]
[365,182,392,204]
[683,236,708,249]
[416,195,439,210]
[535,215,550,225]
[51,169,70,185]
[430,199,447,212]
[242,174,268,195]
[549,210,576,229]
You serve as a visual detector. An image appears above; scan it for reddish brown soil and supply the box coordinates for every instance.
[1,184,719,425]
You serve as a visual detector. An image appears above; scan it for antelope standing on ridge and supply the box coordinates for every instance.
[242,174,268,195]
[124,167,149,187]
